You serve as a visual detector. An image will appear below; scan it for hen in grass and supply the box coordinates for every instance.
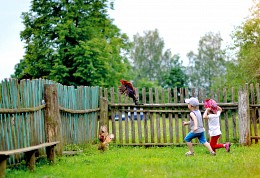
[119,79,140,105]
[98,125,114,151]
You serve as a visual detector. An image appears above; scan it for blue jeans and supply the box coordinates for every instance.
[184,131,207,144]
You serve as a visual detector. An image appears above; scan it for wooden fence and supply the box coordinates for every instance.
[0,78,259,166]
[0,79,48,164]
[248,83,260,144]
[100,84,260,146]
[58,84,99,146]
[0,79,99,165]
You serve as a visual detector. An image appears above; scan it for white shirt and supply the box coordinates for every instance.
[208,111,222,136]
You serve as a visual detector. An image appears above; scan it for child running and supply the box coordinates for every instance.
[183,97,216,156]
[203,99,231,153]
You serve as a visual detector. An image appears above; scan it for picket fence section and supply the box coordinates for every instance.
[104,84,259,146]
[0,79,99,165]
[0,79,52,164]
[249,83,260,144]
[57,84,99,146]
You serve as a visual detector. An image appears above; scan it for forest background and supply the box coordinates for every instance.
[4,0,260,93]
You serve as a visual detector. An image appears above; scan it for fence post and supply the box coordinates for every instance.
[99,97,109,129]
[238,84,251,146]
[44,84,63,155]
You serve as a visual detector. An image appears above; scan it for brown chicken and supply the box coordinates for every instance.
[98,125,114,151]
[119,79,140,105]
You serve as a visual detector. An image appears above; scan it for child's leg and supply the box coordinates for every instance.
[203,142,214,153]
[210,135,224,152]
[198,132,215,154]
[186,142,194,153]
[184,132,195,153]
[210,136,218,152]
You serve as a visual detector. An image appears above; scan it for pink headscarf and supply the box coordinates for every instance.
[204,99,218,114]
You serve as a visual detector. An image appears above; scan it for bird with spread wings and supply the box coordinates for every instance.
[118,79,140,105]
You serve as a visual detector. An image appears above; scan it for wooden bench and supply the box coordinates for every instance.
[0,141,59,177]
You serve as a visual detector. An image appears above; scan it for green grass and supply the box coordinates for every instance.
[5,143,260,178]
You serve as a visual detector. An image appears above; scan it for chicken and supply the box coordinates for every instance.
[98,125,114,151]
[119,79,140,105]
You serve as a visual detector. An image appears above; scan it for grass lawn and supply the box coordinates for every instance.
[5,143,260,178]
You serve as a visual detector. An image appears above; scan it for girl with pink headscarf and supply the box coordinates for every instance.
[203,99,231,153]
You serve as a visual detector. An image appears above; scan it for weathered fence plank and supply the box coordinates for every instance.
[131,113,135,143]
[161,89,167,143]
[44,84,62,155]
[168,88,173,143]
[250,84,258,143]
[223,88,229,142]
[119,110,123,144]
[155,88,160,143]
[238,85,251,145]
[144,110,148,143]
[256,83,260,142]
[174,88,179,143]
[125,109,129,144]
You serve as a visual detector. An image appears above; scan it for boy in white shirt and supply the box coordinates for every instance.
[203,99,231,153]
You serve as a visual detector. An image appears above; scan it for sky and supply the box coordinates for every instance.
[0,0,254,81]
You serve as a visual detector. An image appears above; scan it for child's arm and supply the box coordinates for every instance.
[203,108,210,119]
[190,112,198,131]
[217,106,222,112]
[182,121,191,126]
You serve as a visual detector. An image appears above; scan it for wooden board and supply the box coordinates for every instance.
[0,141,60,156]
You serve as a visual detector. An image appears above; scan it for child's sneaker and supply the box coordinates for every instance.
[225,142,231,152]
[185,151,194,156]
[210,151,216,156]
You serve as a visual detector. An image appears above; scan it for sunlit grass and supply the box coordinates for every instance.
[5,143,260,178]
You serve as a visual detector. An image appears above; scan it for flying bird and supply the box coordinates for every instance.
[119,79,140,105]
[98,125,114,151]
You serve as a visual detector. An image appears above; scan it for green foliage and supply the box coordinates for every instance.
[187,32,226,92]
[160,54,188,88]
[130,29,187,88]
[135,78,159,89]
[14,0,132,87]
[5,144,260,177]
[225,1,260,88]
[131,29,164,83]
[64,144,83,151]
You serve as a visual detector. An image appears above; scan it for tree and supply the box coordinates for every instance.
[160,52,188,88]
[130,29,164,85]
[130,29,187,88]
[225,0,260,88]
[186,32,226,91]
[13,0,131,87]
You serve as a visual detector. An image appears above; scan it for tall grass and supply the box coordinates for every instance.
[5,143,260,178]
